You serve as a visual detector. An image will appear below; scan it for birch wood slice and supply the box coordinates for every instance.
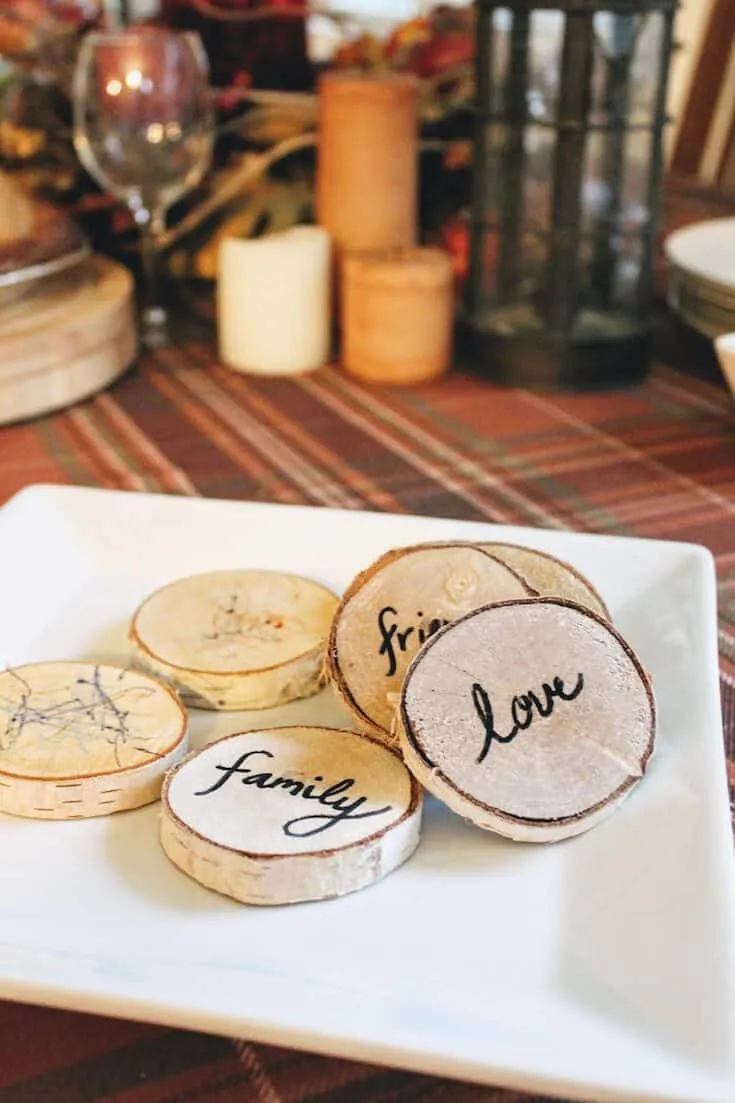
[327,543,532,744]
[479,543,610,619]
[131,570,339,711]
[160,726,422,905]
[398,599,656,843]
[0,662,188,819]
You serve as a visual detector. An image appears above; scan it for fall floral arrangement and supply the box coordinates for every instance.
[0,0,474,283]
[164,3,475,281]
[0,1,102,194]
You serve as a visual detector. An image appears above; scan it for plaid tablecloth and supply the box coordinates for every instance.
[0,180,734,1102]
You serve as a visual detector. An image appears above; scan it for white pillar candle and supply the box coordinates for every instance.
[217,226,332,377]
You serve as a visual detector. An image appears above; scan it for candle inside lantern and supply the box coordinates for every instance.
[342,248,454,385]
[316,71,418,255]
[217,226,332,377]
[93,28,195,127]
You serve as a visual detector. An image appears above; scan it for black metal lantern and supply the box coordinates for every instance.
[459,0,678,389]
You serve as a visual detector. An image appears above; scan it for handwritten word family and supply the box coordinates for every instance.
[471,674,585,763]
[195,749,393,838]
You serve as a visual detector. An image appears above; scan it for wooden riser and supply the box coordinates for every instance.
[0,256,137,426]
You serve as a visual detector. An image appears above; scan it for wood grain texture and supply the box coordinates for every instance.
[160,726,423,905]
[399,598,656,843]
[479,543,610,619]
[130,570,338,710]
[0,257,136,426]
[327,543,532,744]
[0,661,188,819]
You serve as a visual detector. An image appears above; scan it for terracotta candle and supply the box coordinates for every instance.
[218,226,331,377]
[342,248,454,386]
[316,71,418,255]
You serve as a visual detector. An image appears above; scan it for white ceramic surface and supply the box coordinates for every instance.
[667,267,735,339]
[0,484,733,1103]
[665,218,735,293]
[715,333,735,395]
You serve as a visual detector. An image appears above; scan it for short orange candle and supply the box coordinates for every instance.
[342,248,454,386]
[316,71,418,255]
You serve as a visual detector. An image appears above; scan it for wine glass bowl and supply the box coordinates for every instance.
[73,28,213,346]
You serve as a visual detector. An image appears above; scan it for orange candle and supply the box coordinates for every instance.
[316,71,418,255]
[342,248,454,386]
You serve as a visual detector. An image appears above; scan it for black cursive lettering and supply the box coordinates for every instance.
[300,775,324,799]
[194,751,393,838]
[261,775,304,795]
[194,749,274,795]
[552,674,585,701]
[378,606,399,677]
[473,673,585,764]
[510,693,534,732]
[377,606,450,677]
[472,684,516,764]
[284,786,392,838]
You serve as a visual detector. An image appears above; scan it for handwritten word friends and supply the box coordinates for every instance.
[378,606,449,677]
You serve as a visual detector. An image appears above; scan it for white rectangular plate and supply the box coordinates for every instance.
[0,484,733,1103]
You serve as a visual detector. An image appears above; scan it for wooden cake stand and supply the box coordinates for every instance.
[0,256,137,426]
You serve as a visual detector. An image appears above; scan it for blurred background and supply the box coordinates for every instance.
[0,0,731,287]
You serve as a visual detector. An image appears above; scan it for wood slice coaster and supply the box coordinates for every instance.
[0,662,188,819]
[131,570,339,710]
[160,726,422,905]
[397,599,656,843]
[479,543,610,620]
[327,543,532,744]
[0,256,136,426]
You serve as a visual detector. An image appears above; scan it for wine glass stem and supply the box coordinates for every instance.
[134,205,168,347]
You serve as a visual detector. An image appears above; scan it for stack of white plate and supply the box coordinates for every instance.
[664,217,735,339]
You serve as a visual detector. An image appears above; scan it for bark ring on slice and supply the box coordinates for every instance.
[327,543,533,745]
[160,726,422,905]
[0,661,188,819]
[478,543,610,620]
[130,570,339,711]
[397,599,656,843]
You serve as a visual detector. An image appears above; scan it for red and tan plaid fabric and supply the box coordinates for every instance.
[0,179,733,1102]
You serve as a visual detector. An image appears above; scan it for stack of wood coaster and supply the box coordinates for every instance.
[326,543,533,743]
[0,542,657,908]
[329,540,656,844]
[0,256,137,426]
[397,599,655,842]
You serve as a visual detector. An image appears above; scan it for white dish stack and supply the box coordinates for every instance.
[665,217,735,340]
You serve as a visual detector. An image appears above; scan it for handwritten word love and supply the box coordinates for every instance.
[471,673,585,764]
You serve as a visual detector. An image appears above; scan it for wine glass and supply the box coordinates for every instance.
[72,27,214,346]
